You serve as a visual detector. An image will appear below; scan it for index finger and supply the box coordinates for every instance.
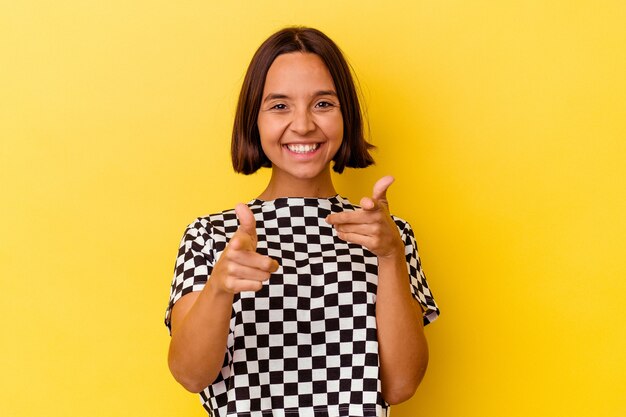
[228,249,280,273]
[326,209,376,225]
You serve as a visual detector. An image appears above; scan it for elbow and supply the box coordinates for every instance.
[168,361,205,393]
[383,368,427,405]
[383,346,429,405]
[169,361,212,393]
[179,379,208,394]
[168,351,215,394]
[383,383,418,405]
[176,374,209,394]
[185,383,209,394]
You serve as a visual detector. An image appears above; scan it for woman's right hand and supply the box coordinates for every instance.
[208,203,279,294]
[168,203,278,392]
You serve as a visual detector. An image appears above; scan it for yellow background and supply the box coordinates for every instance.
[1,1,625,416]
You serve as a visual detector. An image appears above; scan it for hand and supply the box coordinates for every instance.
[209,203,279,294]
[325,176,404,259]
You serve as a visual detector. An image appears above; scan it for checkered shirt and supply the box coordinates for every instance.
[165,195,439,417]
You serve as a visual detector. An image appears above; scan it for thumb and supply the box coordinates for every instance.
[372,175,395,209]
[235,203,257,246]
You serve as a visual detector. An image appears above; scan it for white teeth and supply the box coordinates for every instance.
[286,143,320,154]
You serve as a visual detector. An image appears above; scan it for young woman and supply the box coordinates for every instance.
[165,27,439,417]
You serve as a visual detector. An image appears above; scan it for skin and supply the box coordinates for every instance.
[257,52,343,200]
[325,176,429,403]
[168,52,429,404]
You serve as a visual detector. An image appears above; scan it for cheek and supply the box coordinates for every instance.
[258,115,288,142]
[256,117,269,140]
[325,114,344,147]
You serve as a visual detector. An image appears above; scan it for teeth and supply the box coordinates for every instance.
[286,143,320,154]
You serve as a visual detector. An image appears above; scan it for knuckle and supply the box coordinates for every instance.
[264,258,275,270]
[226,263,237,274]
[224,279,235,292]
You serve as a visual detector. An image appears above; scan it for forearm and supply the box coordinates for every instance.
[168,282,233,392]
[376,253,429,404]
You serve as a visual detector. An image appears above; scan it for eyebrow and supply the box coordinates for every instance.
[262,90,338,103]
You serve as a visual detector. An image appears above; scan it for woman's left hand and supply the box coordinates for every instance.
[326,176,405,259]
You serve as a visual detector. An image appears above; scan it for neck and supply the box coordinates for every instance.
[257,169,337,200]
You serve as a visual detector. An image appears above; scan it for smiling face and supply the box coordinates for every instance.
[257,52,344,186]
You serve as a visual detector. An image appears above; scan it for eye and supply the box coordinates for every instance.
[315,101,335,109]
[270,103,287,110]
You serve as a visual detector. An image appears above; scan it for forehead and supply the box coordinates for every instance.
[263,52,336,93]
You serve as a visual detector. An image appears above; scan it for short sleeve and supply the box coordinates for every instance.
[397,219,440,325]
[164,217,215,333]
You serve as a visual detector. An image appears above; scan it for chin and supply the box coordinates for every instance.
[274,164,332,181]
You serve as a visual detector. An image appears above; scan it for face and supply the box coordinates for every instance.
[257,52,343,183]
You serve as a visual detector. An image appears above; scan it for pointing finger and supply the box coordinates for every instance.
[360,196,379,211]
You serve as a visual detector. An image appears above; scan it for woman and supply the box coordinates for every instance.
[165,26,439,417]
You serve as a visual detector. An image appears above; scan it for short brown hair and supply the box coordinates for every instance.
[231,26,375,174]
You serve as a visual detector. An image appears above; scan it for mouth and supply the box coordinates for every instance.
[284,143,321,154]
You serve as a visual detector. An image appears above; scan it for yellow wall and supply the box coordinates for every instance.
[1,1,624,416]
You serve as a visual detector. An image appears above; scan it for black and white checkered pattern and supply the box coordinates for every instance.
[165,195,439,417]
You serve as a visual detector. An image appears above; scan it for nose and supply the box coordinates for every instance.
[290,107,315,135]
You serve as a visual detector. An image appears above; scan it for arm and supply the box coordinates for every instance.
[168,204,279,392]
[168,286,234,393]
[325,176,429,404]
[376,252,429,404]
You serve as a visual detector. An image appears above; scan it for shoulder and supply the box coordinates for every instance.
[333,195,361,213]
[390,214,413,235]
[181,201,263,240]
[184,206,240,232]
